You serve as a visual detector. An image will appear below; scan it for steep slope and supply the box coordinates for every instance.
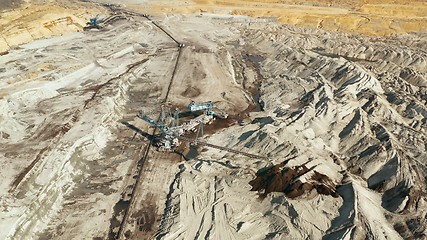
[157,16,426,239]
[239,23,427,238]
[1,4,426,239]
[0,1,105,53]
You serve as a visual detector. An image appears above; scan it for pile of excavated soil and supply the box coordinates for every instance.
[249,159,339,198]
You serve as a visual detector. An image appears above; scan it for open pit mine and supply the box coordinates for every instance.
[0,0,426,239]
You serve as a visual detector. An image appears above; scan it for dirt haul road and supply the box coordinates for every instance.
[0,1,427,240]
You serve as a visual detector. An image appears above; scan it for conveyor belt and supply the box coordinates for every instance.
[178,136,267,159]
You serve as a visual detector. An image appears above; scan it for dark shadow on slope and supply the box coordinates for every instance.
[238,130,257,141]
[323,183,356,240]
[367,153,399,191]
[251,116,274,127]
[121,121,153,140]
[339,110,361,139]
[381,181,410,212]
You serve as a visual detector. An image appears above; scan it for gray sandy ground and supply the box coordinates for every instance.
[0,0,20,10]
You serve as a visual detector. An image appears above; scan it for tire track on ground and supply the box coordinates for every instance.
[110,8,184,240]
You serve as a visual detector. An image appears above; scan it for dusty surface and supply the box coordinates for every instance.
[1,0,427,53]
[0,1,427,240]
[0,0,21,11]
[0,1,106,53]
[126,0,427,36]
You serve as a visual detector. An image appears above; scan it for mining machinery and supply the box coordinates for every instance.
[83,14,126,31]
[84,15,102,30]
[136,101,265,159]
[188,100,228,119]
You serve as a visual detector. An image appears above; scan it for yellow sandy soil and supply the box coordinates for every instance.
[0,0,426,53]
[0,2,104,53]
[128,0,427,36]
